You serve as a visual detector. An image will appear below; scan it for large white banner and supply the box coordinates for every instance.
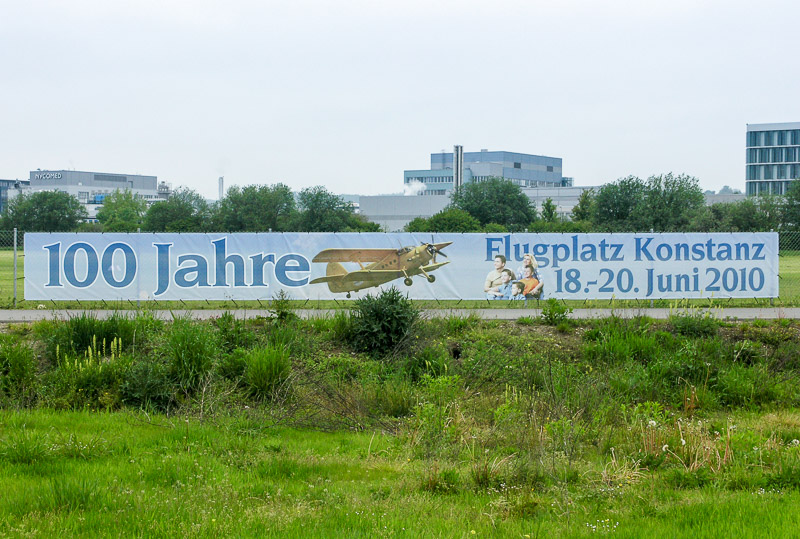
[24,232,779,301]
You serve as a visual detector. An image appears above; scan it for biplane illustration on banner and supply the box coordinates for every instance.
[24,232,779,301]
[310,241,451,297]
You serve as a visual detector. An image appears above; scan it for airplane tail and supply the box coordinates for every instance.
[309,262,350,291]
[327,262,347,277]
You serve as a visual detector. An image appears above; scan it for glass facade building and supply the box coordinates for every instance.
[404,149,566,195]
[746,122,800,196]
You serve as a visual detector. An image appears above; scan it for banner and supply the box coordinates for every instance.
[24,232,779,301]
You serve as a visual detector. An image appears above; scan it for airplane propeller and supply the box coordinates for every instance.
[424,242,448,263]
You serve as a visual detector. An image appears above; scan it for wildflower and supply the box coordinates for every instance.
[470,531,476,535]
[648,420,657,428]
[791,439,799,446]
[681,438,686,446]
[662,444,669,452]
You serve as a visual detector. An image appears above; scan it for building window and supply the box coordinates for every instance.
[513,162,521,169]
[546,166,554,172]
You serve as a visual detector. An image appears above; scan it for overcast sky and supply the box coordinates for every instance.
[2,0,798,199]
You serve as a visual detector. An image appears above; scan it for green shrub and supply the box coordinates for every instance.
[0,342,37,406]
[350,287,419,357]
[244,346,291,400]
[165,318,220,391]
[669,312,718,338]
[120,359,173,411]
[217,348,249,382]
[540,299,572,326]
[405,345,450,382]
[214,311,256,352]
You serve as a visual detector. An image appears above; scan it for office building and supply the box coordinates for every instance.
[24,169,171,220]
[405,148,568,195]
[746,122,800,195]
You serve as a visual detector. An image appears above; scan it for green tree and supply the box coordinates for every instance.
[96,190,147,232]
[143,188,211,232]
[541,197,558,223]
[295,186,378,232]
[404,208,481,232]
[449,177,536,229]
[571,189,595,221]
[1,191,87,231]
[636,173,705,232]
[692,196,782,232]
[214,184,296,232]
[593,176,647,231]
[593,173,705,232]
[783,180,800,230]
[405,216,431,232]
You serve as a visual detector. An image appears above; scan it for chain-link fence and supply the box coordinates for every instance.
[2,231,799,308]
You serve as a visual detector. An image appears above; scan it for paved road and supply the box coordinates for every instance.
[0,307,796,322]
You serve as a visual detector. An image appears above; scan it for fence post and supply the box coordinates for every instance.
[13,228,18,307]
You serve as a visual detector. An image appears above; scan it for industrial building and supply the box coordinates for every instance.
[0,179,30,214]
[746,122,800,196]
[405,147,571,196]
[23,169,171,220]
[361,185,597,232]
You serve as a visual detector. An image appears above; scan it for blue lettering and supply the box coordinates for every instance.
[213,237,246,287]
[175,255,209,288]
[43,242,62,287]
[154,243,172,296]
[64,242,98,288]
[101,242,136,288]
[250,253,276,287]
[635,237,654,261]
[275,254,310,286]
[486,237,503,261]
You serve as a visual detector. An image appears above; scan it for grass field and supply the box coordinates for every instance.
[2,410,800,538]
[2,249,799,309]
[2,306,800,536]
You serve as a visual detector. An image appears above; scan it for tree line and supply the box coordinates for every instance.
[406,174,798,233]
[4,174,798,234]
[0,185,379,233]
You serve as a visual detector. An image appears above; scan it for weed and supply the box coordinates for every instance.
[0,427,51,464]
[165,318,220,392]
[0,342,37,406]
[44,476,102,512]
[244,346,291,400]
[215,311,256,351]
[540,299,572,326]
[270,290,298,323]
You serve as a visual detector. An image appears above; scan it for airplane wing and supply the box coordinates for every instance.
[312,248,398,263]
[420,261,450,272]
[309,275,344,284]
[339,269,405,282]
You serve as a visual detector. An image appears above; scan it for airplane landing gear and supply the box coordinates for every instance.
[403,277,413,286]
[426,274,436,283]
